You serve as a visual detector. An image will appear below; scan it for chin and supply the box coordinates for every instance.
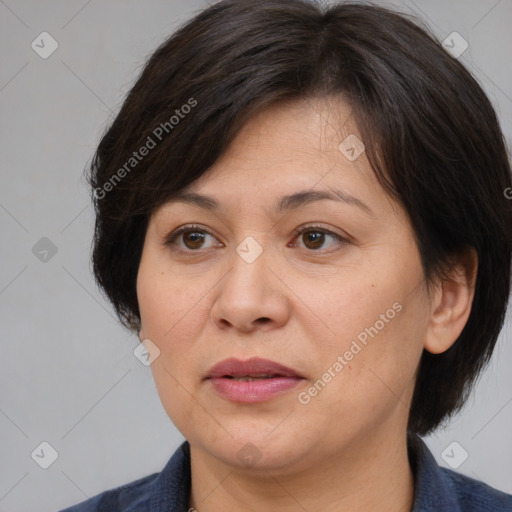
[201,427,313,473]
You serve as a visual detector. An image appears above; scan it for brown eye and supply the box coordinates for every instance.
[293,226,346,252]
[182,230,206,250]
[302,231,325,250]
[165,225,220,251]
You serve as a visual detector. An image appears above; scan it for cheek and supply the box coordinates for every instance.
[304,286,427,430]
[293,273,399,355]
[137,260,211,386]
[139,269,210,438]
[299,260,427,415]
[137,258,197,340]
[149,356,200,442]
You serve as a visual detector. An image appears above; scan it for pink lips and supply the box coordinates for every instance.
[206,357,304,403]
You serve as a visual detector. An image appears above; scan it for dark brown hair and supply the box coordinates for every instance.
[88,0,512,435]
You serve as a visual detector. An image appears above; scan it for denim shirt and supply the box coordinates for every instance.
[59,435,512,512]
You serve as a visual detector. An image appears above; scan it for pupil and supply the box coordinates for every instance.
[185,231,204,248]
[305,231,323,249]
[182,230,325,250]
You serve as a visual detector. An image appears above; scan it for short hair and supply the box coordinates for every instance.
[88,0,512,436]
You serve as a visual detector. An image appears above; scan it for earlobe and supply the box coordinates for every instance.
[424,248,478,355]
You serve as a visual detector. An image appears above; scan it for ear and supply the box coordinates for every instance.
[138,329,145,342]
[424,247,478,355]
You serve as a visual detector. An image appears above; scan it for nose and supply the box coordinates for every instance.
[210,243,291,333]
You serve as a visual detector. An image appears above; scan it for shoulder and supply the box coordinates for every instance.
[58,472,160,512]
[439,467,512,512]
[409,434,512,512]
[58,441,191,512]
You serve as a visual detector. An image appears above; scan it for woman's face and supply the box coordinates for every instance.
[137,97,431,473]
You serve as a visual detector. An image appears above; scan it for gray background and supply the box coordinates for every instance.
[1,0,511,510]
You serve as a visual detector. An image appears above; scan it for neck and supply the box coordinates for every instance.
[188,427,415,512]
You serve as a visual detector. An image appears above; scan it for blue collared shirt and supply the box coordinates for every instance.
[59,435,512,511]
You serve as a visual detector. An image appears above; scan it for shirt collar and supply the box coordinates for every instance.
[150,440,191,512]
[147,434,461,512]
[408,433,461,511]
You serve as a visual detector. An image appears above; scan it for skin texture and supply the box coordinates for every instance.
[136,97,477,512]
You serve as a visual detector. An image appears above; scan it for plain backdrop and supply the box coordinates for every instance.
[1,0,511,510]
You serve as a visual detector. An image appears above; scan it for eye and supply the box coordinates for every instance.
[164,224,221,251]
[164,223,347,253]
[291,225,347,252]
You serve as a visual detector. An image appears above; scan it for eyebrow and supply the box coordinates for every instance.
[167,188,374,217]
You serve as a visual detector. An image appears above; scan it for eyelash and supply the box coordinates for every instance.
[164,224,347,253]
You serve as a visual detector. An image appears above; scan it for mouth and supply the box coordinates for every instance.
[206,357,305,403]
[206,357,304,380]
[223,374,284,381]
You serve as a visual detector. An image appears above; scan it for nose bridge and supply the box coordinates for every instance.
[235,234,266,266]
[211,234,289,331]
[228,234,272,296]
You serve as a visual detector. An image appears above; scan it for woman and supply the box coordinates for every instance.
[60,0,512,510]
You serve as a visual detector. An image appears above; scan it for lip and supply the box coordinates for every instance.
[207,357,303,379]
[206,357,305,403]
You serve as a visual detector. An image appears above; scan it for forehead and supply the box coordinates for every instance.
[184,97,374,191]
[153,96,395,220]
[222,96,363,161]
